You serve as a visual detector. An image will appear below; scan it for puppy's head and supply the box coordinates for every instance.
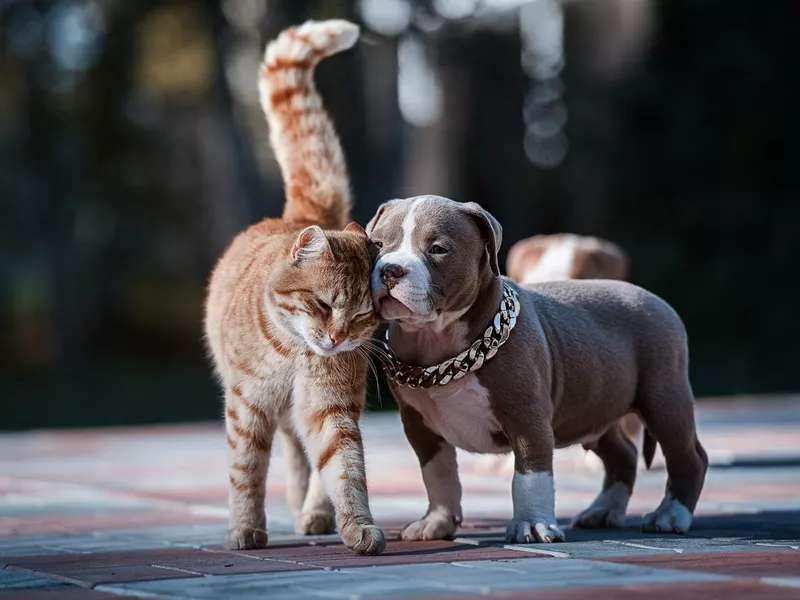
[366,195,502,327]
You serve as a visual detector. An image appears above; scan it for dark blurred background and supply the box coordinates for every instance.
[2,0,796,430]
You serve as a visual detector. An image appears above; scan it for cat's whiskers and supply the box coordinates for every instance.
[355,345,383,409]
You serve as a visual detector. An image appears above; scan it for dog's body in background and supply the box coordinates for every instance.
[366,196,708,542]
[480,233,643,476]
[506,234,628,284]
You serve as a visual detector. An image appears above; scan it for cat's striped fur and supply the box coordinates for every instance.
[204,20,386,556]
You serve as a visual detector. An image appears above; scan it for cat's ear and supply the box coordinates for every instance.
[344,221,367,237]
[291,225,330,262]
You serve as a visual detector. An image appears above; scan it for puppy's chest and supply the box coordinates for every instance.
[395,375,507,454]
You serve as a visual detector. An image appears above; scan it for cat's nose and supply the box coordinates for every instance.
[380,263,406,287]
[330,333,346,348]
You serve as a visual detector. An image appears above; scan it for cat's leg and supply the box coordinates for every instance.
[294,372,386,555]
[225,385,276,550]
[278,410,336,535]
[297,470,336,535]
[277,417,310,516]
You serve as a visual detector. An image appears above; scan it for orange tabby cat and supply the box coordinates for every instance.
[204,20,385,556]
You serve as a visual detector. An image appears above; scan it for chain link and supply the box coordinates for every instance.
[378,283,520,389]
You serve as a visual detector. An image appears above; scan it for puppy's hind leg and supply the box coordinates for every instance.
[572,422,637,529]
[638,377,708,534]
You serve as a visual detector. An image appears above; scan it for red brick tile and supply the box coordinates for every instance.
[154,553,318,575]
[8,564,199,586]
[594,551,800,577]
[423,581,800,600]
[5,546,318,583]
[4,547,211,568]
[206,541,364,561]
[212,539,460,559]
[309,545,540,569]
[0,512,225,537]
[207,539,542,568]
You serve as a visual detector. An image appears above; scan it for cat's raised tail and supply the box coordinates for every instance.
[259,20,359,231]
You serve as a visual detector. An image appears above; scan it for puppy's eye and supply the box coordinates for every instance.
[370,240,383,249]
[316,299,332,314]
[429,244,448,255]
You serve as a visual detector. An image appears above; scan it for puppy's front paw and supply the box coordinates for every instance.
[505,518,565,543]
[401,515,458,541]
[340,524,387,555]
[296,510,336,535]
[226,526,268,550]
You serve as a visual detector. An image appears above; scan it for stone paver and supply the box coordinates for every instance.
[99,559,732,600]
[1,396,800,598]
[595,550,800,577]
[424,581,800,600]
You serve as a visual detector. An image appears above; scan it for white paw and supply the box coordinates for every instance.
[642,494,692,534]
[402,515,458,541]
[572,482,630,529]
[505,518,566,543]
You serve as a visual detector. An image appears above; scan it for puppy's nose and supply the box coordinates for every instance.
[380,264,406,287]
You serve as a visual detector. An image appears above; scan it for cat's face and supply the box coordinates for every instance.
[269,227,377,357]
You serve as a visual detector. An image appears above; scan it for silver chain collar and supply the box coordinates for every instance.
[378,283,521,389]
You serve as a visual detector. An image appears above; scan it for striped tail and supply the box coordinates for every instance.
[259,20,359,230]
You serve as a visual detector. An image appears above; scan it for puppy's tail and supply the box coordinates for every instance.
[642,429,657,470]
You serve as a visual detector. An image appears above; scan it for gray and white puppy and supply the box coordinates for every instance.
[366,195,707,543]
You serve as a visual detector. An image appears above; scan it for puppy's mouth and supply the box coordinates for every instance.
[376,292,416,319]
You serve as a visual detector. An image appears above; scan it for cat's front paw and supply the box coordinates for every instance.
[401,515,458,541]
[505,518,565,543]
[340,524,386,555]
[296,510,336,535]
[226,526,268,550]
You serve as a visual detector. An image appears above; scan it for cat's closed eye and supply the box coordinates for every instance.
[316,299,332,314]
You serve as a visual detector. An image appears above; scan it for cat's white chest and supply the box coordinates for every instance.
[396,374,505,454]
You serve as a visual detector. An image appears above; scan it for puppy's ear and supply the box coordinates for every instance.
[365,199,400,236]
[291,225,331,262]
[462,202,503,276]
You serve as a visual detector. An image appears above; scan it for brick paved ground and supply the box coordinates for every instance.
[2,396,800,599]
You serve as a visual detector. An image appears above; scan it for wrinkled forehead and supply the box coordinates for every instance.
[372,196,480,248]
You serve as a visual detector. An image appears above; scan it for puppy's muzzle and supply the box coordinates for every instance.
[379,263,406,290]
